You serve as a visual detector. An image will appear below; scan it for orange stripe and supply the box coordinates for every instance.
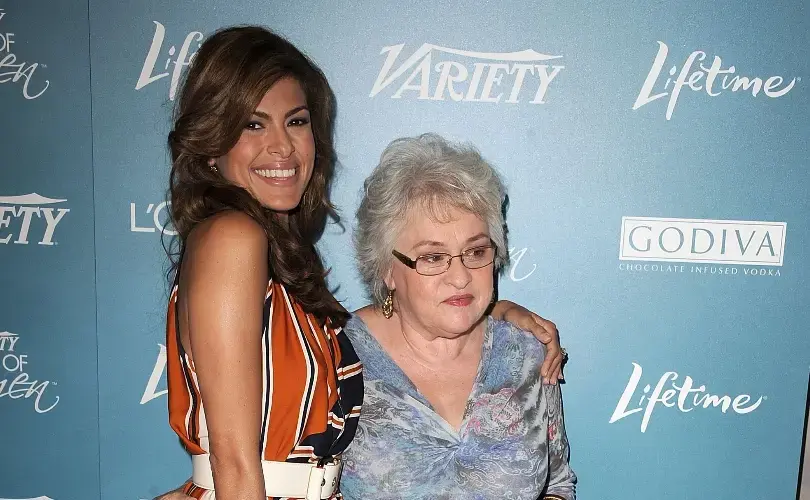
[263,282,309,460]
[166,289,205,455]
[168,279,355,474]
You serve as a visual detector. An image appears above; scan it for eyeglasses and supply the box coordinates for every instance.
[391,242,497,276]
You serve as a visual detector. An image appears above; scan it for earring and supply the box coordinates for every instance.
[382,288,394,318]
[208,159,218,172]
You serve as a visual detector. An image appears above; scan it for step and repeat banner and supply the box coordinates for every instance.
[2,0,808,498]
[0,1,100,499]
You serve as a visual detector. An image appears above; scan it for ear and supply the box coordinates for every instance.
[207,158,216,166]
[383,265,396,291]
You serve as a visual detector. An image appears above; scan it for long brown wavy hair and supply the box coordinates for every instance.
[166,26,349,327]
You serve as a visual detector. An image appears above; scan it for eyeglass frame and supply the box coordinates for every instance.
[391,240,497,276]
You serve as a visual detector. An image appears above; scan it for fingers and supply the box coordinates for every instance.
[542,349,565,385]
[532,314,559,339]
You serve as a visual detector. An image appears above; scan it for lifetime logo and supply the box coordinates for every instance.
[619,217,786,266]
[0,193,70,246]
[135,21,203,101]
[370,43,564,104]
[633,41,799,120]
[610,362,764,433]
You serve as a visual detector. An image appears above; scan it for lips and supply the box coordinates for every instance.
[251,162,300,183]
[443,294,474,306]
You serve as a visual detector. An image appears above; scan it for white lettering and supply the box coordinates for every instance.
[0,195,70,245]
[0,10,48,99]
[130,201,177,235]
[140,344,168,404]
[610,362,764,432]
[507,247,537,282]
[370,43,564,104]
[620,217,786,266]
[0,332,59,413]
[136,21,203,100]
[633,41,798,119]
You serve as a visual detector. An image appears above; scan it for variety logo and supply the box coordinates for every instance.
[370,43,564,104]
[130,201,177,235]
[610,362,764,433]
[0,331,59,413]
[633,41,799,120]
[0,193,70,246]
[619,217,786,267]
[136,21,203,100]
[0,8,49,99]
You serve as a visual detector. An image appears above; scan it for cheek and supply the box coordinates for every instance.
[471,272,494,305]
[398,273,437,308]
[220,138,257,177]
[298,140,316,167]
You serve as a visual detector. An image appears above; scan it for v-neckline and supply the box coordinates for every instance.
[348,314,493,437]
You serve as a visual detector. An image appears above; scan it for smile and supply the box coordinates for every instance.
[255,167,297,179]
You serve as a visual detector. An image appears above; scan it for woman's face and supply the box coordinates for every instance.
[387,205,494,339]
[214,77,315,212]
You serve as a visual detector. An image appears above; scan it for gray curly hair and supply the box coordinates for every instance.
[354,133,508,306]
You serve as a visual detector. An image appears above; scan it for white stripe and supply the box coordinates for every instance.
[281,285,316,447]
[337,361,362,377]
[261,296,274,453]
[306,316,325,353]
[182,353,195,442]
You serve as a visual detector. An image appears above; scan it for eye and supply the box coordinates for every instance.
[420,254,446,265]
[288,116,311,127]
[245,120,264,131]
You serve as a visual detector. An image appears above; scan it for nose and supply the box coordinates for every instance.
[444,255,472,289]
[265,123,294,158]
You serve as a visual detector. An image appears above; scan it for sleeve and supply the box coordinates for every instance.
[543,382,577,499]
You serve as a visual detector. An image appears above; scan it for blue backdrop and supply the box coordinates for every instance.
[1,0,808,498]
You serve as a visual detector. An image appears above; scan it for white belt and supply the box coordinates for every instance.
[191,453,343,500]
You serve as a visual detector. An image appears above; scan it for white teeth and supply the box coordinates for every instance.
[255,168,297,178]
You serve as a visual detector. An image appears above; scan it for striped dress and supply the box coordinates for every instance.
[165,279,364,499]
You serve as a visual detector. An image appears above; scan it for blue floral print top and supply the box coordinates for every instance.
[339,315,576,500]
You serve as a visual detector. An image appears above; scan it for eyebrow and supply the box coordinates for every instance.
[251,105,309,120]
[410,233,490,252]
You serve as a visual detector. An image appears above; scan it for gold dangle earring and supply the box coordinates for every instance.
[382,288,394,318]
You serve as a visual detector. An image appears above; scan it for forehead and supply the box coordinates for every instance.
[397,204,488,245]
[255,77,307,110]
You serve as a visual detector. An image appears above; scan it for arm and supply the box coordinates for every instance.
[182,211,267,500]
[490,300,564,384]
[542,383,577,500]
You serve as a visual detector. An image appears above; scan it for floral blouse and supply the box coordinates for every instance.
[340,315,576,499]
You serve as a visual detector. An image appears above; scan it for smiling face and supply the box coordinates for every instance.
[214,77,315,212]
[386,204,495,339]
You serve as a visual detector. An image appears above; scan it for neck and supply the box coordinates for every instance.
[395,313,486,365]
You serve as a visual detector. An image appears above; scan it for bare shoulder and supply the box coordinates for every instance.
[182,210,268,284]
[189,210,266,251]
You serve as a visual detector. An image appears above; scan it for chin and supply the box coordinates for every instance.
[258,194,305,212]
[439,313,486,336]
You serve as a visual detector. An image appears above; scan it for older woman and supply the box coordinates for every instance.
[340,134,576,499]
